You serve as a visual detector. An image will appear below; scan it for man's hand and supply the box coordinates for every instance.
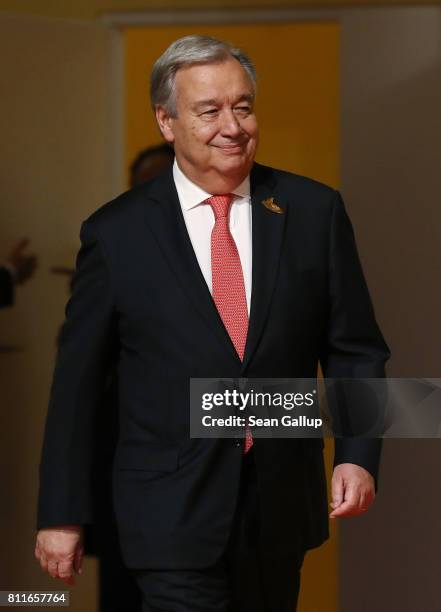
[35,526,84,585]
[329,463,375,519]
[6,238,38,285]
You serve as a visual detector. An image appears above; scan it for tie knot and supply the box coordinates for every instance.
[204,194,235,219]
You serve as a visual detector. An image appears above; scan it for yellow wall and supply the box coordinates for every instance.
[0,0,434,21]
[125,22,339,611]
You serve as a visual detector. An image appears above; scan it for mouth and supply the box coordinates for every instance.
[215,143,247,154]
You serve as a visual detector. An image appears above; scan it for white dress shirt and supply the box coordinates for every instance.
[173,160,252,315]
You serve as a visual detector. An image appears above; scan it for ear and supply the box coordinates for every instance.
[155,105,175,144]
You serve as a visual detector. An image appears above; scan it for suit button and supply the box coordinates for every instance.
[235,439,242,447]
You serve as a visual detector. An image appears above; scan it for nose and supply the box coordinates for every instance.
[219,108,243,138]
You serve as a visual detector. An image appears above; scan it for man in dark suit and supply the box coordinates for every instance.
[35,35,390,611]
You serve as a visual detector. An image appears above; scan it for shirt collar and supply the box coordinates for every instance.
[173,159,250,211]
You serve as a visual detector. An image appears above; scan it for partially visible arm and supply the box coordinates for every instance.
[36,217,117,579]
[320,191,391,516]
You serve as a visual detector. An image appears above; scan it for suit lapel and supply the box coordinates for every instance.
[241,163,288,371]
[143,168,241,362]
[142,164,287,369]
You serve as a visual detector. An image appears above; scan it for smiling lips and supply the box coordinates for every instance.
[215,142,247,154]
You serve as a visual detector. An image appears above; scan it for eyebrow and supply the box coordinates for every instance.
[191,94,255,112]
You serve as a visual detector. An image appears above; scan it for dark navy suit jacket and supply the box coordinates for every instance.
[38,163,390,569]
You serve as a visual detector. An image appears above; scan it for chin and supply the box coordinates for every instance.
[216,156,252,177]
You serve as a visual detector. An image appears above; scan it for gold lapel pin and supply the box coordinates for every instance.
[261,197,283,214]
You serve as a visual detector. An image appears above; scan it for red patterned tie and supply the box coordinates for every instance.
[204,194,253,453]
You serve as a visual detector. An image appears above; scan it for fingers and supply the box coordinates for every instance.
[330,482,360,518]
[11,238,29,255]
[329,482,375,518]
[47,560,59,579]
[330,463,375,519]
[35,527,83,584]
[6,237,38,284]
[41,558,75,584]
[330,470,344,510]
[37,553,48,574]
[58,560,75,585]
[36,550,75,584]
[35,543,49,574]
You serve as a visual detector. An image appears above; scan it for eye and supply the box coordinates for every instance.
[234,106,251,115]
[202,109,218,116]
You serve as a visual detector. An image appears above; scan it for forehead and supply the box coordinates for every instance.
[174,58,254,102]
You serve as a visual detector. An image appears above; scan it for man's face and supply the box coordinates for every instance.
[156,58,259,189]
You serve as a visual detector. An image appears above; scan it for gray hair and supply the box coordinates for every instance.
[150,35,256,117]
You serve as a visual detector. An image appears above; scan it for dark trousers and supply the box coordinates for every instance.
[132,447,305,612]
[97,536,143,612]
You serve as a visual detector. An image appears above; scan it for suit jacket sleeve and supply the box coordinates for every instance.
[37,217,117,529]
[0,266,14,308]
[320,190,391,482]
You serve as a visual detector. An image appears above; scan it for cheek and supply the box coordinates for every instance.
[197,124,219,145]
[176,120,206,146]
[246,120,259,141]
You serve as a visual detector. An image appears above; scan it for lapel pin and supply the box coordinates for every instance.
[261,197,283,214]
